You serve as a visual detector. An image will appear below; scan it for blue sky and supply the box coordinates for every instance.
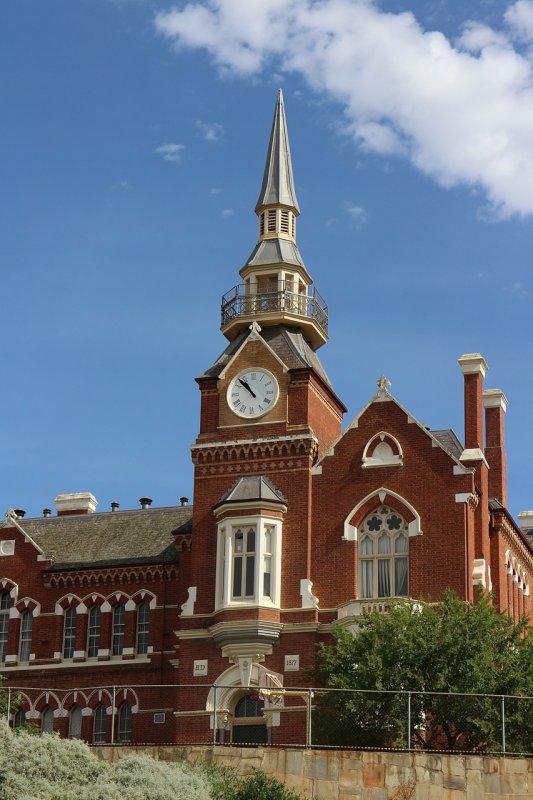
[1,0,532,520]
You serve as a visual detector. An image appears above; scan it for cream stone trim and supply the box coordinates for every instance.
[343,488,422,541]
[192,432,317,450]
[483,388,508,411]
[460,448,489,467]
[458,353,488,378]
[218,331,289,380]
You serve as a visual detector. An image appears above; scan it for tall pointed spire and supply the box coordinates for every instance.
[220,90,328,351]
[255,89,300,215]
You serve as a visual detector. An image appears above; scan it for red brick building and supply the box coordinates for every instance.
[1,91,531,746]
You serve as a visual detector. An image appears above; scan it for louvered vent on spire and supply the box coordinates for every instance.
[255,89,300,215]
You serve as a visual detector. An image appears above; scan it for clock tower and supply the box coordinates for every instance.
[177,92,346,741]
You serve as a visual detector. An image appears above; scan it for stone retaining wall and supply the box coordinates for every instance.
[95,744,532,799]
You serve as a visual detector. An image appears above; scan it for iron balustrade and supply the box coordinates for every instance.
[221,282,328,336]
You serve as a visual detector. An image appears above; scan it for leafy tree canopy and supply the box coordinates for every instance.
[312,591,533,752]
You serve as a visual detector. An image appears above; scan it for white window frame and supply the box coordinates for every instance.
[215,516,282,610]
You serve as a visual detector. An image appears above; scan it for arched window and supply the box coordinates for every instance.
[87,606,101,657]
[117,702,132,743]
[68,704,82,739]
[63,607,77,659]
[234,694,264,718]
[19,610,33,662]
[41,705,54,734]
[0,591,11,662]
[13,708,26,728]
[136,603,150,655]
[358,506,409,599]
[93,704,107,744]
[112,604,125,656]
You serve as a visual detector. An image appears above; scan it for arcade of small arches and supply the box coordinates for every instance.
[46,565,177,590]
[194,439,314,466]
[9,688,139,744]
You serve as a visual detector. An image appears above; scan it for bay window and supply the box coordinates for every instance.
[216,517,282,609]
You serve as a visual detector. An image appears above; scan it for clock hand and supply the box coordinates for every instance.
[238,378,257,398]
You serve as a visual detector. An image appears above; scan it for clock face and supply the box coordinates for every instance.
[227,368,280,418]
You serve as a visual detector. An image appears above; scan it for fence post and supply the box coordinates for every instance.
[501,695,506,754]
[212,685,217,748]
[6,687,11,724]
[111,686,116,745]
[407,692,411,751]
[306,688,313,749]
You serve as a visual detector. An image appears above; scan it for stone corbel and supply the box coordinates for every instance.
[300,578,319,609]
[180,586,197,616]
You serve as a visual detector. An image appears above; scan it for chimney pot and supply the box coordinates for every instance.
[43,508,52,518]
[111,502,120,512]
[139,497,152,510]
[180,497,189,506]
[14,509,25,519]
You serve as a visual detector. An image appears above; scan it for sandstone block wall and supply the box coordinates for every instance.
[95,744,532,799]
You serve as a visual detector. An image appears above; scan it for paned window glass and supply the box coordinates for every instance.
[93,704,107,743]
[136,602,150,654]
[0,591,11,663]
[112,604,125,656]
[41,706,54,734]
[68,704,82,739]
[13,709,26,728]
[63,606,77,659]
[87,606,101,657]
[232,527,256,599]
[117,702,132,743]
[19,610,33,662]
[358,506,409,599]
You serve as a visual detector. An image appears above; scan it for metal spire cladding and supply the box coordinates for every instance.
[255,89,300,215]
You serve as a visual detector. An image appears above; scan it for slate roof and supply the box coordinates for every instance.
[430,429,463,460]
[218,476,287,505]
[243,239,306,271]
[12,506,192,570]
[198,325,333,388]
[255,89,300,214]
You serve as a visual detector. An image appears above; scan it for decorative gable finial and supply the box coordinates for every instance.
[376,375,391,395]
[249,321,262,338]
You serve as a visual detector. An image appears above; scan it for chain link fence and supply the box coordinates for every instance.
[1,683,532,754]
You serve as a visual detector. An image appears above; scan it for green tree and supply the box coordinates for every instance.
[311,591,532,752]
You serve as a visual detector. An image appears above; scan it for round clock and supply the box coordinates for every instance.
[227,368,279,418]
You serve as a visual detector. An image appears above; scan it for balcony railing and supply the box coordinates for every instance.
[221,282,328,336]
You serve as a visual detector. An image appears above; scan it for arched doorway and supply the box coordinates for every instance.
[232,693,268,744]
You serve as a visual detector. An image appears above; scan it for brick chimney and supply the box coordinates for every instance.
[483,389,508,507]
[55,492,98,516]
[458,353,488,457]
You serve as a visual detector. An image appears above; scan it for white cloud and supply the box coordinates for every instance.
[221,208,234,217]
[196,120,224,141]
[505,0,533,41]
[344,204,367,226]
[210,186,222,195]
[155,0,533,218]
[154,143,185,162]
[504,280,529,298]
